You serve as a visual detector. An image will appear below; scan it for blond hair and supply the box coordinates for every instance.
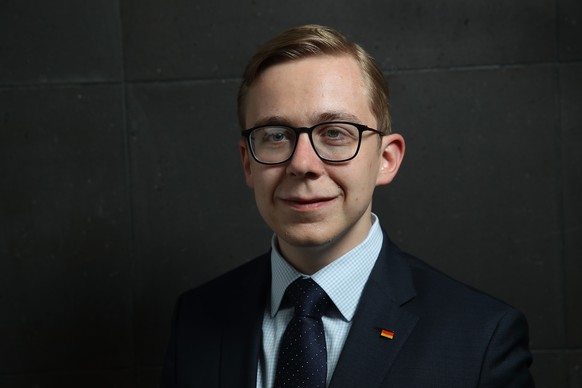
[237,24,391,133]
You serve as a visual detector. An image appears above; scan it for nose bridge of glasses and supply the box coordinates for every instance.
[290,127,321,160]
[295,126,312,135]
[289,126,313,146]
[294,128,315,149]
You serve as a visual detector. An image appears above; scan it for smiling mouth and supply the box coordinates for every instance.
[281,197,336,210]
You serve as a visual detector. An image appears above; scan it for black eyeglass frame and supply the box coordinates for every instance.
[241,121,385,165]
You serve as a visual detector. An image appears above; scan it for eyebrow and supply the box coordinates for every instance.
[316,111,361,123]
[251,111,362,128]
[252,115,293,128]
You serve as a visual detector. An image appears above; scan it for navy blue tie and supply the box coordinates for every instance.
[274,278,330,388]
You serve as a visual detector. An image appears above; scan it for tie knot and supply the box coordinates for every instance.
[285,278,330,319]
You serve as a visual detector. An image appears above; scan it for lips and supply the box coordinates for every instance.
[279,195,337,210]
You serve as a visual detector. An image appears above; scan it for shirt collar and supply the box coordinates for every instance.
[269,213,383,321]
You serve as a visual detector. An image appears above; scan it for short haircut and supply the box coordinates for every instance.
[237,24,391,134]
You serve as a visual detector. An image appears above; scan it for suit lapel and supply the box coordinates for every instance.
[330,233,419,388]
[219,254,271,388]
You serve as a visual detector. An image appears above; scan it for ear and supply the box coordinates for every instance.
[239,138,255,188]
[376,133,405,186]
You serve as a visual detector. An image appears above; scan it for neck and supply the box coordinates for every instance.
[277,242,338,275]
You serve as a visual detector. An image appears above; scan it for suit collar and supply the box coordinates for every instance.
[370,231,416,306]
[219,253,271,388]
[330,231,419,388]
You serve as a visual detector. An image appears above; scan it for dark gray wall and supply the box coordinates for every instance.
[1,1,580,387]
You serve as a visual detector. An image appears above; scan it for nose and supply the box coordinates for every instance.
[286,133,324,177]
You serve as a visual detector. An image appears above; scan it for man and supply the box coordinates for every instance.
[162,25,534,387]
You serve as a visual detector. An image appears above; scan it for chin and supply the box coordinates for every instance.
[277,225,337,249]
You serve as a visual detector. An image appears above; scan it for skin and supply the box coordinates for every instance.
[240,54,405,274]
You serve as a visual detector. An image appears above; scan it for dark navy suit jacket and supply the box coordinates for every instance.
[162,231,534,387]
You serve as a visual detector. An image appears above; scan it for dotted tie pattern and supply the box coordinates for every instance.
[274,278,330,388]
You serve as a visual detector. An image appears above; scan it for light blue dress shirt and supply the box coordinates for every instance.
[256,214,384,387]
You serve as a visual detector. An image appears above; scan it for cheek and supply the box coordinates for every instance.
[341,162,379,200]
[250,166,281,197]
[251,176,272,216]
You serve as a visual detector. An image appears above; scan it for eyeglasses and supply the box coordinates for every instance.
[241,121,384,165]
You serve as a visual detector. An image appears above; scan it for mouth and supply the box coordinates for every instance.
[280,196,337,211]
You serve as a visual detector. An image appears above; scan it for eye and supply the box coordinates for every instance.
[269,131,287,142]
[324,129,343,138]
[254,127,294,146]
[314,123,357,145]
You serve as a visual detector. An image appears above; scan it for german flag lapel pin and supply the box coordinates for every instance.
[380,329,395,340]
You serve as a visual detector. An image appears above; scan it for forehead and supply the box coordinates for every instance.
[244,55,374,128]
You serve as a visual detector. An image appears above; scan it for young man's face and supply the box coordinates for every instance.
[240,54,403,272]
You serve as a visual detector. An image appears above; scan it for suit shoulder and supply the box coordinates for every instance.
[178,252,270,309]
[398,249,521,317]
